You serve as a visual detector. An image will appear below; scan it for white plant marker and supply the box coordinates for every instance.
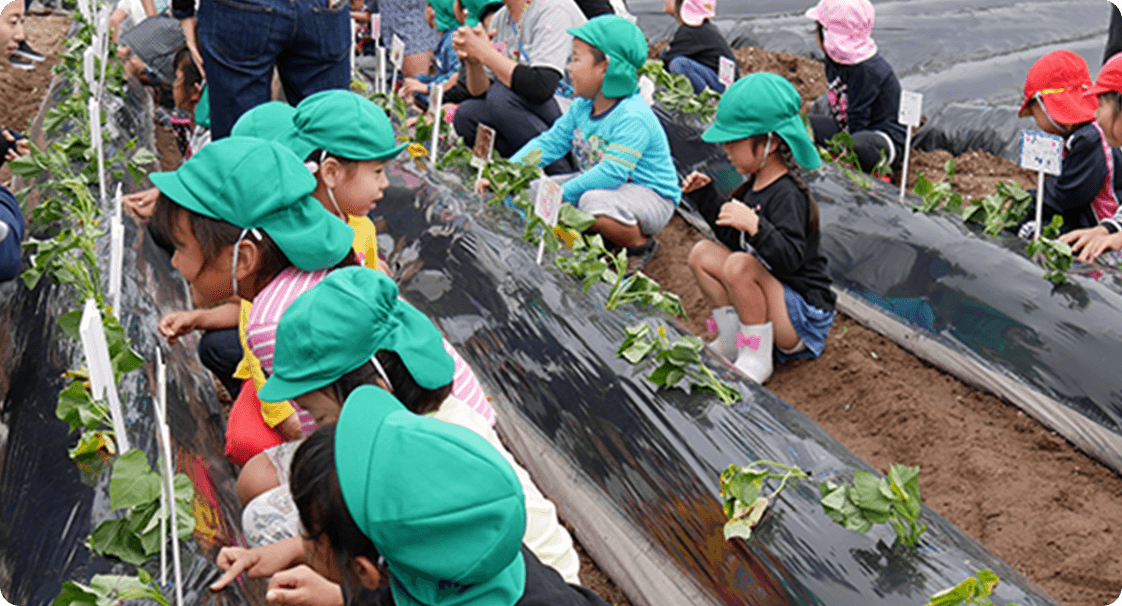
[152,394,182,606]
[533,177,563,265]
[471,124,496,182]
[897,90,923,203]
[350,17,358,80]
[79,299,130,453]
[377,46,387,95]
[718,56,736,89]
[109,184,123,317]
[156,348,168,586]
[429,83,445,164]
[390,34,404,94]
[638,76,655,106]
[1019,130,1064,240]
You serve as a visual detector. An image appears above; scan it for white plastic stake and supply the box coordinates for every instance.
[429,83,445,164]
[378,46,387,95]
[1019,130,1064,240]
[88,98,107,207]
[350,17,357,81]
[718,56,735,89]
[109,185,123,318]
[79,299,130,453]
[83,47,97,92]
[533,177,563,265]
[897,90,923,203]
[638,76,655,106]
[156,348,168,586]
[152,400,182,606]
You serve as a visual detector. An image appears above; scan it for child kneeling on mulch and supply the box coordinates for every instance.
[1016,50,1121,237]
[682,72,835,384]
[661,0,737,93]
[1062,54,1122,261]
[504,16,681,270]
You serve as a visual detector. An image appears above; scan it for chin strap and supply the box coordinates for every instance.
[370,354,394,393]
[230,228,263,295]
[759,132,774,171]
[326,187,344,217]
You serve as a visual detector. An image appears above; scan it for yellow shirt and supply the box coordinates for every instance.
[232,214,382,427]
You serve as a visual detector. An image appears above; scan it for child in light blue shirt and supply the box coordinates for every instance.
[510,16,680,267]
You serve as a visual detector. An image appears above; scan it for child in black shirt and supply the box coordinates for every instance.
[661,0,737,93]
[685,73,835,385]
[805,0,905,175]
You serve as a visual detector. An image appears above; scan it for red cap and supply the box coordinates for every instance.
[1087,53,1122,97]
[1018,50,1098,124]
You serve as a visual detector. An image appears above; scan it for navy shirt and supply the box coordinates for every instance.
[1,185,26,283]
[823,54,907,152]
[662,21,736,75]
[1039,121,1113,232]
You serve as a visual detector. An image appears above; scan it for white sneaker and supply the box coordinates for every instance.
[706,306,739,360]
[734,322,774,384]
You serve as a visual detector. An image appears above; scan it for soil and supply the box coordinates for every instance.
[8,17,1121,604]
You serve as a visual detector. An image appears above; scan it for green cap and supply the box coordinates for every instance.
[231,101,318,161]
[293,90,407,161]
[336,386,527,606]
[149,137,353,271]
[257,266,455,402]
[430,0,458,32]
[701,72,822,170]
[194,84,210,129]
[462,0,502,27]
[568,16,648,99]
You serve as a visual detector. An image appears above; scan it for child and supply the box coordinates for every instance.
[237,348,610,604]
[1016,50,1118,236]
[169,46,211,159]
[805,0,905,175]
[214,266,580,590]
[509,16,680,269]
[397,0,461,109]
[661,0,737,94]
[2,0,28,280]
[684,72,835,384]
[1061,54,1122,262]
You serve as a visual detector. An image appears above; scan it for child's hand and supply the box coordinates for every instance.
[681,171,711,194]
[158,310,200,344]
[276,412,305,441]
[474,178,491,194]
[453,24,493,62]
[210,537,306,591]
[2,130,31,163]
[123,187,160,219]
[266,565,344,606]
[1061,226,1122,263]
[716,200,759,236]
[399,77,428,98]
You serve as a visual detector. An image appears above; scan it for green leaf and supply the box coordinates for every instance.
[723,517,756,541]
[7,154,45,178]
[89,518,150,565]
[57,310,84,340]
[131,147,159,166]
[174,472,194,503]
[927,577,977,606]
[56,381,109,432]
[109,449,162,510]
[558,204,595,232]
[850,470,893,516]
[52,581,99,606]
[620,340,656,365]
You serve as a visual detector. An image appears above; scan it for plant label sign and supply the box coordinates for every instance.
[390,34,405,72]
[898,90,923,127]
[638,76,655,106]
[79,299,131,453]
[718,56,736,88]
[472,124,496,168]
[371,13,381,41]
[83,46,97,93]
[534,177,563,228]
[1020,130,1063,175]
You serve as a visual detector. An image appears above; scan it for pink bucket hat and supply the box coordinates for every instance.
[805,0,877,65]
[680,0,715,26]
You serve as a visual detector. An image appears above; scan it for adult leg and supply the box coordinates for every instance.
[382,0,437,76]
[483,81,558,156]
[197,0,290,138]
[851,129,896,174]
[276,0,351,105]
[452,97,488,147]
[667,56,723,93]
[197,327,243,399]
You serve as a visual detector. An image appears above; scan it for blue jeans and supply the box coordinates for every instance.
[453,81,574,174]
[667,56,725,94]
[198,0,351,138]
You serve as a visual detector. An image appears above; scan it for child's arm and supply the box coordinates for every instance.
[839,63,883,134]
[1043,129,1110,212]
[743,185,811,275]
[158,300,240,344]
[510,106,578,169]
[0,186,25,283]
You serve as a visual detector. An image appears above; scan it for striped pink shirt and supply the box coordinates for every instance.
[245,266,496,427]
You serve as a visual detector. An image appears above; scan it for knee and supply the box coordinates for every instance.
[723,251,762,278]
[484,81,520,114]
[237,451,281,507]
[666,56,687,74]
[688,240,722,272]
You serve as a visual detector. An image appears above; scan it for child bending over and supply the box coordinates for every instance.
[684,72,835,384]
[661,0,737,93]
[1017,50,1120,237]
[805,0,905,175]
[1061,55,1122,261]
[508,16,680,269]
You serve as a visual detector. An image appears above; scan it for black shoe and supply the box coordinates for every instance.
[625,237,659,275]
[16,41,45,62]
[9,55,34,70]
